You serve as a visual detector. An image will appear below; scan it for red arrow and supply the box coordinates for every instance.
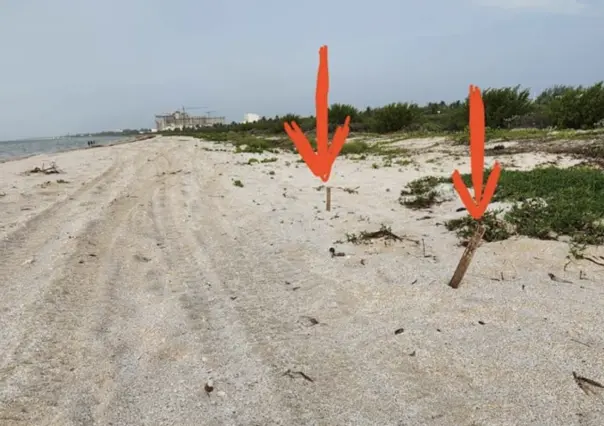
[284,45,350,182]
[451,85,501,220]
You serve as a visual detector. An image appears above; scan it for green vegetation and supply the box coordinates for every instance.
[232,179,244,187]
[445,211,513,243]
[71,128,151,137]
[165,82,604,253]
[247,157,278,165]
[399,176,449,209]
[162,82,604,144]
[160,83,604,155]
[340,140,370,155]
[402,167,604,247]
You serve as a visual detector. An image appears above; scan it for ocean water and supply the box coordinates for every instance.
[0,135,127,162]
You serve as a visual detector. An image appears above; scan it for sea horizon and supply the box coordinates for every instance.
[0,135,129,161]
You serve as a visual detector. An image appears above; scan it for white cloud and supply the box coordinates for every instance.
[471,0,588,14]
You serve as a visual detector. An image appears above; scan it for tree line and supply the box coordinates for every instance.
[163,82,604,135]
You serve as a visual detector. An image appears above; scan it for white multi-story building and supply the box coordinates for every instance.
[243,113,261,123]
[155,111,226,131]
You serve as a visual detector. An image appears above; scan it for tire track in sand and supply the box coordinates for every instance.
[0,143,179,425]
[143,144,297,425]
[182,146,430,425]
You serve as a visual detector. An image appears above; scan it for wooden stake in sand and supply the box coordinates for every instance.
[448,223,485,289]
[326,186,332,211]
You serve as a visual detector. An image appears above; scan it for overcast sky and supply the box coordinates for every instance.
[0,0,602,140]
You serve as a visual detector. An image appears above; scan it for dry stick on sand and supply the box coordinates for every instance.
[326,186,332,211]
[28,161,62,175]
[448,223,486,289]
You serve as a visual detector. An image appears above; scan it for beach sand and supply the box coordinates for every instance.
[0,136,603,425]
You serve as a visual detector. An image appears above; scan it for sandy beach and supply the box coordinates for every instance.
[0,135,603,425]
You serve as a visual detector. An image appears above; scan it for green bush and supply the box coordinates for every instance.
[447,166,604,245]
[371,103,421,133]
[163,81,604,138]
[340,140,370,155]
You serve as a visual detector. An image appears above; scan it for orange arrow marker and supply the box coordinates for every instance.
[452,85,501,220]
[284,45,350,182]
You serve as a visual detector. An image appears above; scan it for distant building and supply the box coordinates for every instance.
[155,111,226,131]
[243,113,261,123]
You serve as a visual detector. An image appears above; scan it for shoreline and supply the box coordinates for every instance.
[0,134,156,164]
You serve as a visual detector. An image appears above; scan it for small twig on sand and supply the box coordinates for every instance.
[361,227,402,241]
[28,161,62,175]
[548,273,572,284]
[490,271,505,281]
[347,225,420,247]
[283,369,314,383]
[583,256,604,267]
[573,371,604,395]
[570,338,591,348]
